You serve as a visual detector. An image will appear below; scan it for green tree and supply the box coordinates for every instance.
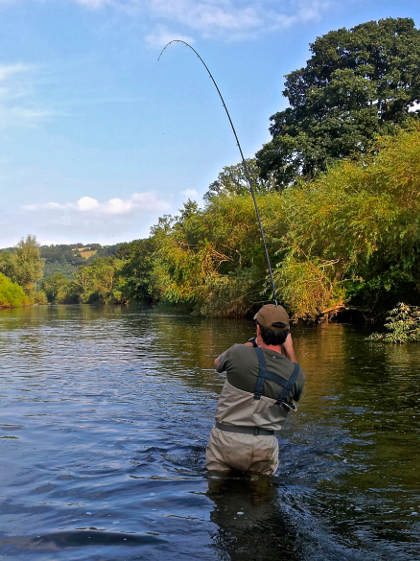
[0,250,17,281]
[117,238,156,303]
[149,195,285,316]
[12,235,44,293]
[41,272,71,303]
[204,158,277,201]
[72,257,124,304]
[257,18,420,186]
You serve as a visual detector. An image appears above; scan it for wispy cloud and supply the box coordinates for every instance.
[0,63,54,128]
[72,0,335,43]
[0,63,32,82]
[145,25,194,49]
[74,0,114,8]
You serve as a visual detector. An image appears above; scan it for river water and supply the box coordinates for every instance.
[0,305,418,561]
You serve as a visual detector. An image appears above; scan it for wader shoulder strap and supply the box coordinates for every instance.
[254,347,300,406]
[254,347,288,400]
[277,362,300,406]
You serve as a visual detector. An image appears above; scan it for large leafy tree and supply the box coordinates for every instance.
[256,17,420,186]
[116,238,156,303]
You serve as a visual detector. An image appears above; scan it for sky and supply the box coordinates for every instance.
[0,0,419,248]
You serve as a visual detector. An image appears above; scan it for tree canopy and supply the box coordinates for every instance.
[256,17,420,186]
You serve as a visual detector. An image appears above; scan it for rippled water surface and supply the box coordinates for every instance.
[0,305,419,561]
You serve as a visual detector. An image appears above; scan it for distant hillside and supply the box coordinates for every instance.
[40,243,121,278]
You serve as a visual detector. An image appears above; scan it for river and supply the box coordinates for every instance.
[0,305,418,561]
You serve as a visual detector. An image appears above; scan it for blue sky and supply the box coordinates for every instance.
[0,0,419,247]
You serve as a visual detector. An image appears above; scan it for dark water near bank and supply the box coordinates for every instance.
[0,305,419,561]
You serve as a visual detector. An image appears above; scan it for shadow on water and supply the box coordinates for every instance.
[205,470,374,561]
[207,472,300,561]
[0,531,164,557]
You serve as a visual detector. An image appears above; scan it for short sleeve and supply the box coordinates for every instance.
[215,344,241,373]
[215,348,231,372]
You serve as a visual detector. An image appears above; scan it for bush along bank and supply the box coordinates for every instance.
[368,303,420,344]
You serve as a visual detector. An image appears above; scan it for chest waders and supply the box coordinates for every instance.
[215,347,300,436]
[254,347,300,411]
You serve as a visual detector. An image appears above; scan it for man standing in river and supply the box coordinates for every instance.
[206,304,305,475]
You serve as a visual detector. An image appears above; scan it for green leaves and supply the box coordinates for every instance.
[368,303,420,343]
[257,17,420,186]
[0,235,44,300]
[0,273,27,308]
[272,125,420,319]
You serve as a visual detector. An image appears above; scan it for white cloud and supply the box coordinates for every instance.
[23,192,170,216]
[148,0,261,34]
[16,191,173,245]
[408,100,420,113]
[71,0,336,42]
[77,196,100,211]
[12,191,177,245]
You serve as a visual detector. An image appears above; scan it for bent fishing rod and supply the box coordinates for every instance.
[158,39,278,306]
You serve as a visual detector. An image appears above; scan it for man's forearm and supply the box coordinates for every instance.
[281,333,296,362]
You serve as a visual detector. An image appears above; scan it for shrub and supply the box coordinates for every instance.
[0,273,27,307]
[368,303,420,343]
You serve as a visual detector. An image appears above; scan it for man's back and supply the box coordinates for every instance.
[214,344,305,431]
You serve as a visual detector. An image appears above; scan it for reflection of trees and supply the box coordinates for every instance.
[284,324,348,429]
[207,473,300,561]
[0,304,131,367]
[311,326,420,554]
[129,313,254,393]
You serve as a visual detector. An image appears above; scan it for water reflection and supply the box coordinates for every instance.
[208,473,300,561]
[0,305,419,561]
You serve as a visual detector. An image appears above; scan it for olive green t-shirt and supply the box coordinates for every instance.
[216,344,305,403]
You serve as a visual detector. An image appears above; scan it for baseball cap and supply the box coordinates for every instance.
[253,304,290,332]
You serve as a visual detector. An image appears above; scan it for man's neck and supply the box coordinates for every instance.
[260,343,282,353]
[256,334,282,354]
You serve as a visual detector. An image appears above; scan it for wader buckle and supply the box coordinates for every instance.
[281,401,297,412]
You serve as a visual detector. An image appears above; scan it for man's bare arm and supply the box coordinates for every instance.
[281,333,296,362]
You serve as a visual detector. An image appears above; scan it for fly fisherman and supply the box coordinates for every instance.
[206,304,305,476]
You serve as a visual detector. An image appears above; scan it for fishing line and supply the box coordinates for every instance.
[158,40,278,305]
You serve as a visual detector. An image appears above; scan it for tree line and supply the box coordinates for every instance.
[0,18,419,320]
